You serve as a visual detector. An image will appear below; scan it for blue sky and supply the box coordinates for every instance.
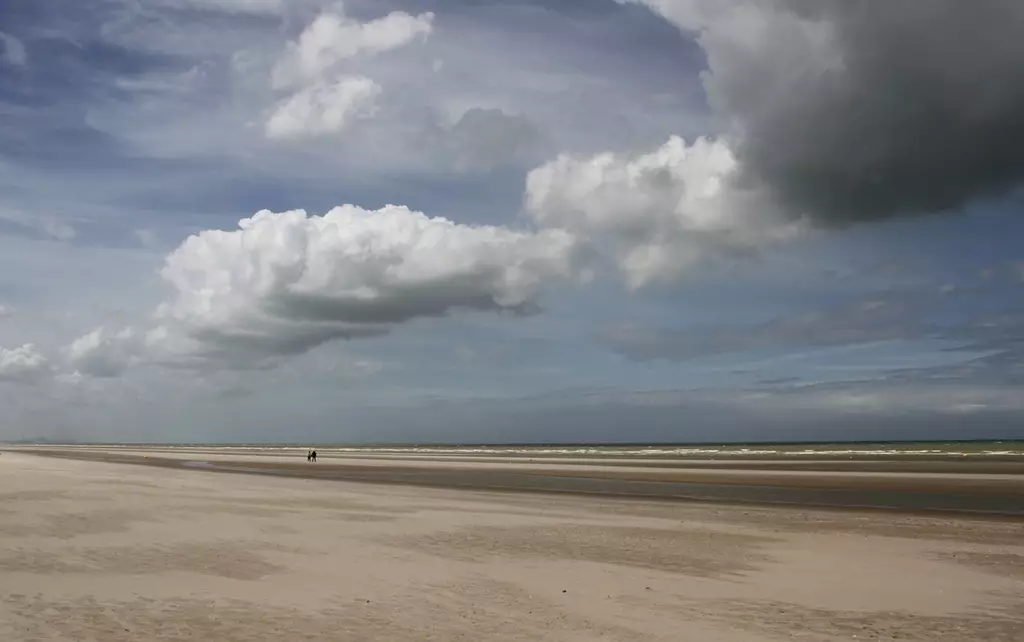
[1,0,1023,443]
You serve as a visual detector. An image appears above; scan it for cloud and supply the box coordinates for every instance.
[446,108,543,171]
[599,293,932,361]
[455,345,477,362]
[41,220,77,242]
[134,229,160,249]
[65,327,141,378]
[525,135,799,287]
[271,7,434,89]
[181,0,285,15]
[0,210,77,243]
[262,5,434,141]
[598,284,1024,390]
[142,204,579,368]
[0,344,49,382]
[265,76,381,140]
[631,0,1024,223]
[1010,261,1024,283]
[0,31,27,68]
[524,0,1024,286]
[140,0,285,15]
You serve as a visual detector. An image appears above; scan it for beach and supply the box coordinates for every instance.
[1,449,1022,641]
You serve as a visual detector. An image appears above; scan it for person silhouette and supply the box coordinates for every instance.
[307,450,312,462]
[311,450,317,462]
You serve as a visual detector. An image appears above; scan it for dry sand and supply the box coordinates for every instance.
[1,451,1022,641]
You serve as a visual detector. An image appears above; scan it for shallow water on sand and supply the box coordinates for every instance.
[74,440,1024,459]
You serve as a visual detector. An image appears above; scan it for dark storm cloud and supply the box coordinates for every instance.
[701,0,1024,223]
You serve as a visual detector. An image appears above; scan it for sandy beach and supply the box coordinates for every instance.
[1,450,1022,641]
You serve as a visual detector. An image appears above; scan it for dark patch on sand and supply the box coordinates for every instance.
[0,508,163,540]
[698,598,1024,642]
[0,541,288,580]
[1,579,647,641]
[0,490,69,503]
[934,551,1024,580]
[383,524,776,578]
[199,495,415,516]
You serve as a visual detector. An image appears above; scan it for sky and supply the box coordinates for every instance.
[1,0,1023,444]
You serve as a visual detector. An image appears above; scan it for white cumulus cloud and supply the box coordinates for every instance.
[272,7,434,89]
[0,344,49,382]
[141,204,578,368]
[263,5,433,141]
[265,76,381,140]
[65,327,142,378]
[525,135,800,288]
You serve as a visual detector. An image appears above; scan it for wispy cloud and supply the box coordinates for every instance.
[0,209,76,242]
[598,291,939,362]
[0,31,28,68]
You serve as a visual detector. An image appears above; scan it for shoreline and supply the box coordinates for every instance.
[14,446,1024,517]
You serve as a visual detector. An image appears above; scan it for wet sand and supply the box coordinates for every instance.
[15,446,1024,515]
[1,451,1022,641]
